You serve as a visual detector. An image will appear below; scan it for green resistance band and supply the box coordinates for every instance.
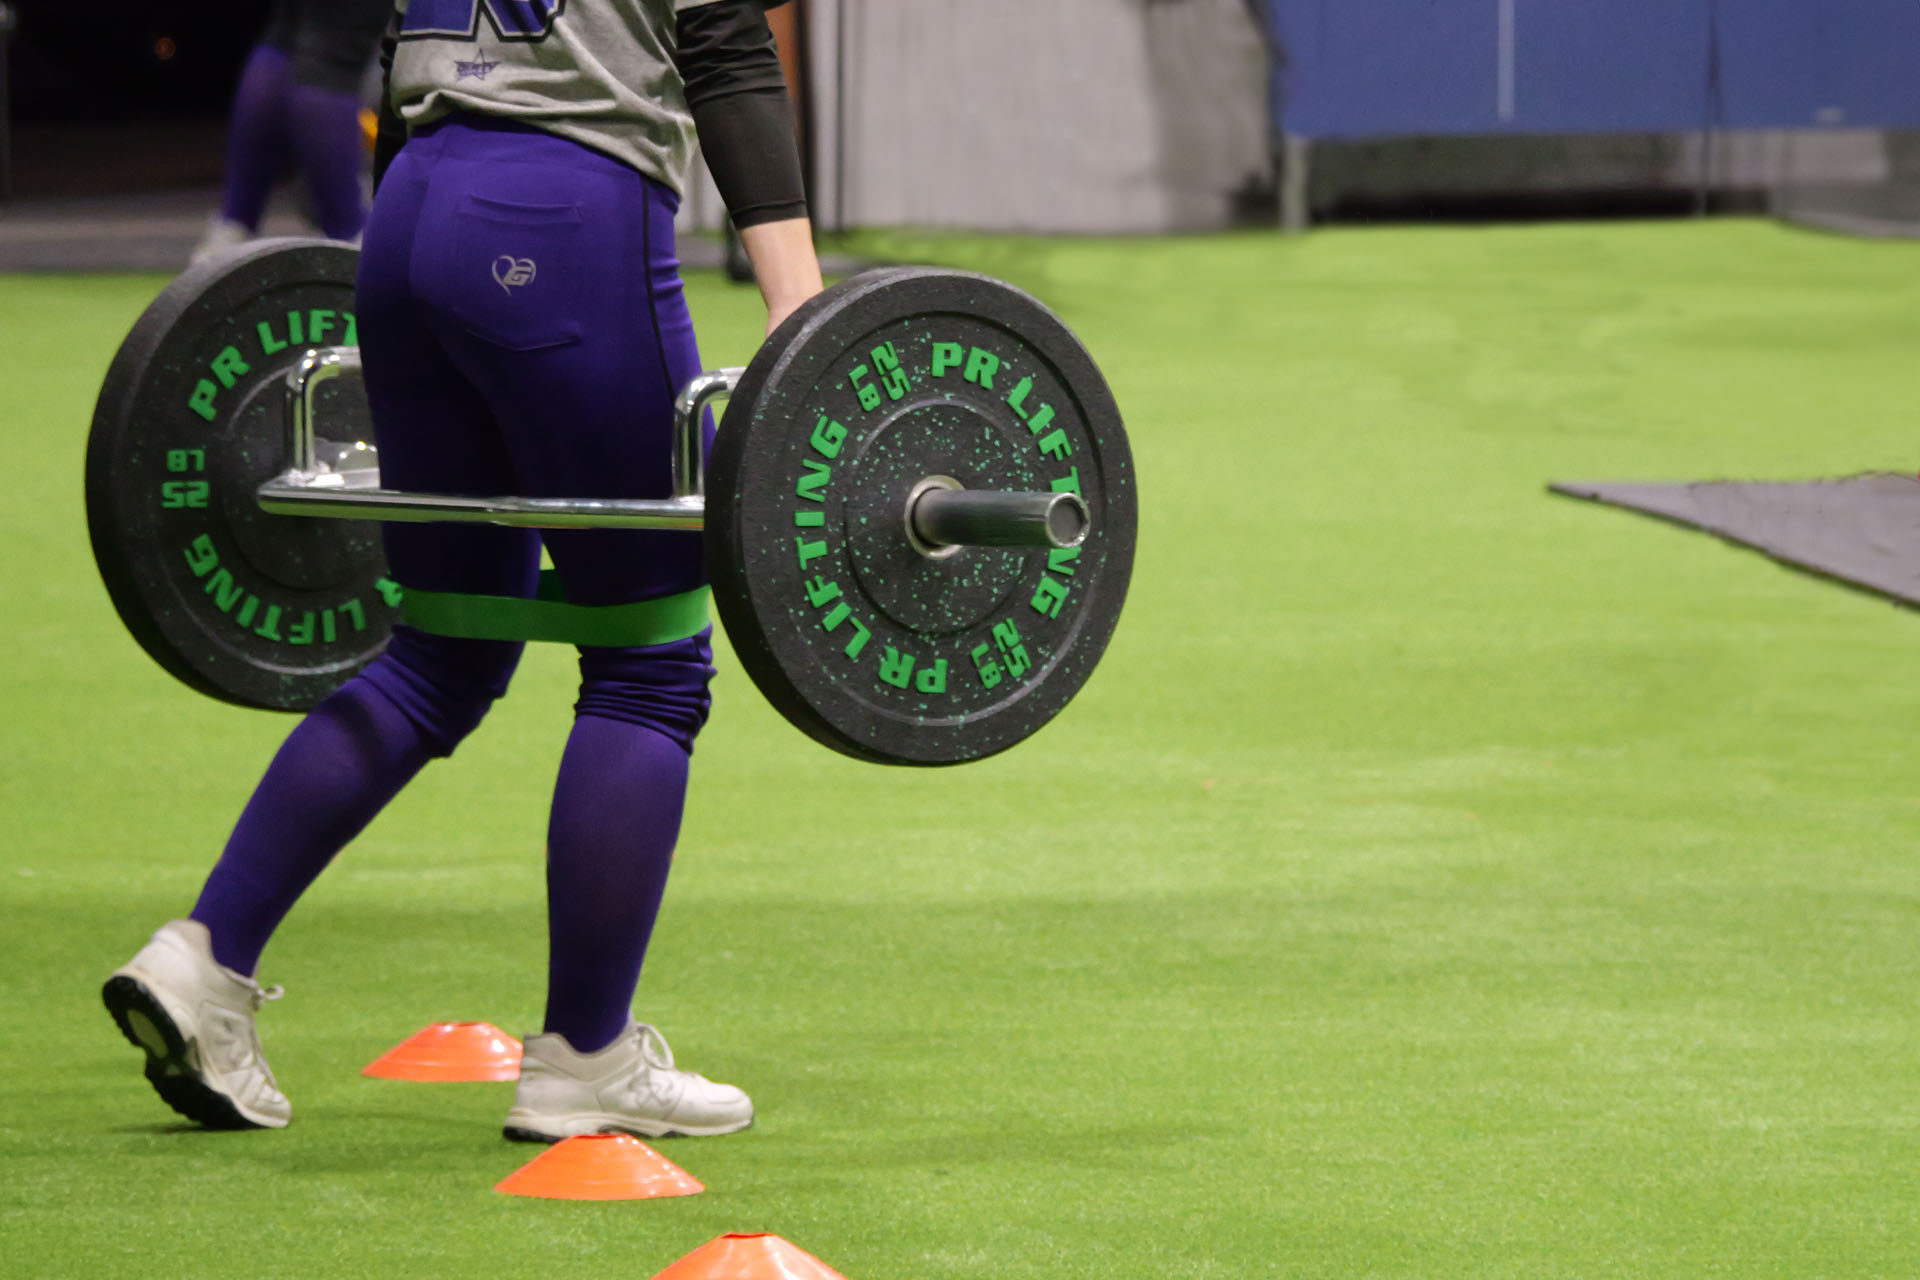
[400,571,710,647]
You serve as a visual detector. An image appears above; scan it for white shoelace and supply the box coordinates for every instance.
[633,1022,676,1071]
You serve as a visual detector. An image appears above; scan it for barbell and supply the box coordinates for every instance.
[85,240,1137,765]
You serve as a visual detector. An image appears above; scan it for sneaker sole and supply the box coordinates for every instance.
[501,1114,754,1144]
[101,974,272,1131]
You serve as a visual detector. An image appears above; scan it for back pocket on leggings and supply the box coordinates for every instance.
[446,194,586,351]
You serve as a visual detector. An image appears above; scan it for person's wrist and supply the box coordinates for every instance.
[759,272,824,334]
[763,291,812,334]
[763,280,817,313]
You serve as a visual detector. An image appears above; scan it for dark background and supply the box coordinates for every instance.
[8,0,262,119]
[3,1,273,199]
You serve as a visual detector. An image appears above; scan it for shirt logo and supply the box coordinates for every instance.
[492,256,537,294]
[456,54,502,80]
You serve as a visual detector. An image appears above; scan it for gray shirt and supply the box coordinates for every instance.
[390,0,710,196]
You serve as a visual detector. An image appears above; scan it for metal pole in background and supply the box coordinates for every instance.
[828,0,862,233]
[1695,0,1725,218]
[833,0,848,233]
[1280,135,1309,233]
[785,0,816,210]
[0,2,16,202]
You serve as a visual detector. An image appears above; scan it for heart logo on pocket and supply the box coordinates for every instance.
[492,256,538,294]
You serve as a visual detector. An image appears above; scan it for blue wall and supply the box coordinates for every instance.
[1268,1,1920,139]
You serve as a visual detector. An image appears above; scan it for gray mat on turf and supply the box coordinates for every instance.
[1774,184,1920,240]
[1549,473,1920,607]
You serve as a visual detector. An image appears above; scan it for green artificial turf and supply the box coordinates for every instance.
[4,220,1920,1277]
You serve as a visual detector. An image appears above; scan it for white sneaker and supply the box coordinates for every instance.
[102,919,290,1130]
[189,216,253,267]
[503,1022,753,1142]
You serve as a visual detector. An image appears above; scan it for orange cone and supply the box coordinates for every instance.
[648,1234,848,1279]
[495,1134,705,1201]
[361,1022,522,1082]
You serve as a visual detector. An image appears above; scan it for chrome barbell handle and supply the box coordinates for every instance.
[284,345,362,479]
[671,368,743,500]
[280,349,740,499]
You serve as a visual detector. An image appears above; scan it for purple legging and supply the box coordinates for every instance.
[192,117,714,1054]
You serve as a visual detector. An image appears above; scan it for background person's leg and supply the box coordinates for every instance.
[215,41,293,236]
[284,84,369,240]
[283,0,388,240]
